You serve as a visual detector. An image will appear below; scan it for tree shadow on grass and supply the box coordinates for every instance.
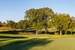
[0,38,53,50]
[0,31,19,34]
[0,36,27,39]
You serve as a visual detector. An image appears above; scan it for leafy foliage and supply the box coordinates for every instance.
[25,7,54,34]
[52,14,71,34]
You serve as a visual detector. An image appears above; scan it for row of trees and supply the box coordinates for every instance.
[25,7,75,35]
[0,7,75,35]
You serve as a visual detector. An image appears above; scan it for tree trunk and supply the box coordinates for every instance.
[65,31,67,35]
[45,28,48,34]
[60,31,62,35]
[71,31,72,35]
[36,30,39,35]
[45,26,48,34]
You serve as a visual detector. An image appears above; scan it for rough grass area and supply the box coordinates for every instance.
[1,34,75,50]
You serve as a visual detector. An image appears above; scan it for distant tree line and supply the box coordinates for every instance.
[0,7,75,35]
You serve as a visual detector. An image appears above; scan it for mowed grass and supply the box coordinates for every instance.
[1,33,75,50]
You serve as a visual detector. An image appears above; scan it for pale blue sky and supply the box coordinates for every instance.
[0,0,75,22]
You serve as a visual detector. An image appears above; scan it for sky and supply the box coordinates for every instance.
[0,0,75,22]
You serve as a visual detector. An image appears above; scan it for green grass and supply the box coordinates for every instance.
[1,34,75,50]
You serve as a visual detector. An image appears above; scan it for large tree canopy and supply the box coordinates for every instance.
[52,13,71,35]
[25,7,54,34]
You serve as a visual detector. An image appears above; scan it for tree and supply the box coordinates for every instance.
[16,20,30,29]
[39,8,54,33]
[7,20,17,29]
[0,21,2,27]
[68,17,75,34]
[25,7,54,35]
[52,13,71,35]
